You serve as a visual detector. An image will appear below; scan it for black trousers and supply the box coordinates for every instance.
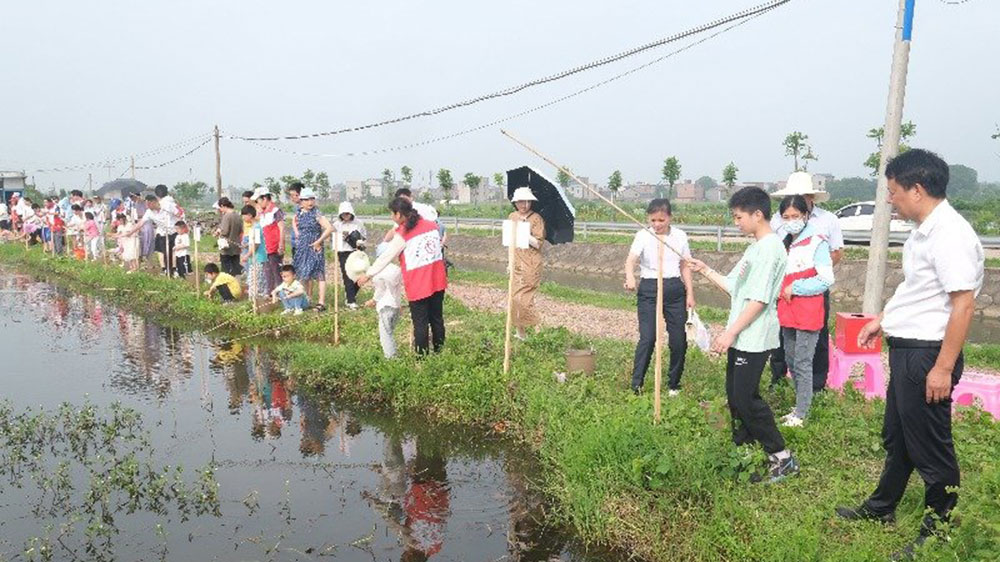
[216,284,236,302]
[771,290,830,391]
[220,254,242,276]
[864,342,962,530]
[175,255,192,278]
[154,233,177,275]
[337,251,360,304]
[409,290,445,355]
[726,348,786,455]
[631,278,687,391]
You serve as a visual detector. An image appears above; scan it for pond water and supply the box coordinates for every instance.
[0,269,614,562]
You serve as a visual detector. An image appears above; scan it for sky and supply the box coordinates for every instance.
[2,0,999,194]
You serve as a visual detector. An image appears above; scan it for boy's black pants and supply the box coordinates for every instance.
[864,341,962,532]
[337,250,360,304]
[726,348,786,455]
[175,255,192,278]
[631,277,687,391]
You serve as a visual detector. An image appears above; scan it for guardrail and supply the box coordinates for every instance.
[360,216,1000,250]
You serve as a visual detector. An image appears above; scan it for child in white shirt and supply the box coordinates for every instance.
[174,221,191,278]
[365,243,404,358]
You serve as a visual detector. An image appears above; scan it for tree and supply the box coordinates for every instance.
[827,177,877,201]
[556,168,572,189]
[301,169,331,199]
[437,169,454,201]
[607,170,623,202]
[661,156,681,199]
[783,131,810,171]
[173,181,208,205]
[695,176,716,190]
[722,162,739,194]
[801,145,819,171]
[948,164,979,199]
[493,172,505,189]
[463,172,482,201]
[864,121,916,176]
[400,166,413,186]
[382,168,395,191]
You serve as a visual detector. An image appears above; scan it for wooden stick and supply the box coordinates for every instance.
[249,227,259,314]
[503,218,518,375]
[500,129,684,258]
[654,234,664,424]
[333,235,340,345]
[194,226,201,297]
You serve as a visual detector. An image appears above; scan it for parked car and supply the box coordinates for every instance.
[835,201,913,235]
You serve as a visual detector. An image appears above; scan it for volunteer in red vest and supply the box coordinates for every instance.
[357,197,448,355]
[251,187,286,293]
[775,194,834,428]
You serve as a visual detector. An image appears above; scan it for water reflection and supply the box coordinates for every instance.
[0,268,611,562]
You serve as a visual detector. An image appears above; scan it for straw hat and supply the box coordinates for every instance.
[511,187,537,202]
[344,250,370,281]
[338,201,356,217]
[770,172,829,202]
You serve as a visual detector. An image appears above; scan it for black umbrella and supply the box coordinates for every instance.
[506,166,575,245]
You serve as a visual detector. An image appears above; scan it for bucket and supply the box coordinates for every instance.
[565,349,596,376]
[73,246,86,261]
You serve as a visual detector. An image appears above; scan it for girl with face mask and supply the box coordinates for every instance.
[775,195,835,427]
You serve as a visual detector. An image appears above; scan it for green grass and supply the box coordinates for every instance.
[2,243,999,562]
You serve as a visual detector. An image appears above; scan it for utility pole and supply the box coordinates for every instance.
[863,0,915,314]
[130,156,135,180]
[88,173,93,193]
[214,125,223,199]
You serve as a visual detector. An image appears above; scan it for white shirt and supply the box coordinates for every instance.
[372,263,403,311]
[629,227,691,279]
[174,233,190,257]
[0,202,8,221]
[881,200,984,341]
[158,196,182,234]
[771,205,844,251]
[141,208,173,236]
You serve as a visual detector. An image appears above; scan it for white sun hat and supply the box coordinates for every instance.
[338,201,356,217]
[510,187,538,202]
[250,187,271,201]
[344,250,371,281]
[770,172,830,202]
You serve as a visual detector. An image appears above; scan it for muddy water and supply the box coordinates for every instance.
[0,270,613,562]
[453,258,1000,344]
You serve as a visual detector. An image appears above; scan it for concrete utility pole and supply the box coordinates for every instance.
[214,125,223,199]
[863,0,915,314]
[87,173,93,193]
[130,156,135,179]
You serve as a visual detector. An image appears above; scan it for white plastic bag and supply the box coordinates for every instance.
[685,308,711,352]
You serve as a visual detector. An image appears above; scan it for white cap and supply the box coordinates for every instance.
[299,188,317,200]
[770,172,829,202]
[511,187,537,203]
[338,201,356,217]
[250,187,271,201]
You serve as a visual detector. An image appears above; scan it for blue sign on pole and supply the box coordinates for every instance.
[902,0,916,41]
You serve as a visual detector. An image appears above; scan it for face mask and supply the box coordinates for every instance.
[784,219,805,235]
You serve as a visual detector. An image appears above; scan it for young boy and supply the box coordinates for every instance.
[203,262,242,302]
[687,186,799,483]
[271,264,309,315]
[365,242,404,358]
[174,221,192,278]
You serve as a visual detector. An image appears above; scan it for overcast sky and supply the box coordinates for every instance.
[2,0,998,194]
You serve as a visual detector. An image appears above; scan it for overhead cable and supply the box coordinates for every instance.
[230,0,793,141]
[26,132,212,173]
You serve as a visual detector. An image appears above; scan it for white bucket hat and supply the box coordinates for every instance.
[344,250,370,281]
[250,187,271,201]
[770,172,829,202]
[338,201,356,217]
[510,187,537,203]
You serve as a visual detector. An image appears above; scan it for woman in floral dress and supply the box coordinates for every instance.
[292,189,333,311]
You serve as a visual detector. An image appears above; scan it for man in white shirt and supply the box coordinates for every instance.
[768,172,844,390]
[836,149,983,559]
[124,192,177,275]
[0,199,9,231]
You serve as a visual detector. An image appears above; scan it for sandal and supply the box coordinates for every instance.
[313,304,327,312]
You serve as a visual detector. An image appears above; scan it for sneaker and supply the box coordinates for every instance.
[752,452,799,484]
[293,308,303,316]
[782,414,804,427]
[667,389,680,398]
[281,309,293,316]
[834,504,896,524]
[347,302,359,310]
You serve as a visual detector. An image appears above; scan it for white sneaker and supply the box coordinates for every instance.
[782,414,804,428]
[293,308,303,316]
[281,309,294,316]
[347,303,358,310]
[667,389,680,398]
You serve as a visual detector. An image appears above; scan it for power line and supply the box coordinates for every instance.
[135,138,213,170]
[231,0,793,142]
[230,7,774,159]
[26,132,212,174]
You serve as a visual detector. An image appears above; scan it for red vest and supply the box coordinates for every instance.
[260,204,283,254]
[777,235,826,331]
[396,218,447,302]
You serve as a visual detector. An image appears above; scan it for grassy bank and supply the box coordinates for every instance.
[2,244,999,561]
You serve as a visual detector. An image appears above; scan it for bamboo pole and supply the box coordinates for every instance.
[500,129,683,258]
[333,234,340,345]
[249,226,259,314]
[503,218,518,375]
[194,225,201,297]
[654,233,664,424]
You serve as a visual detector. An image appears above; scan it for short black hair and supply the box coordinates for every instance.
[175,220,187,228]
[84,212,94,220]
[288,182,304,194]
[145,194,158,202]
[778,195,809,217]
[31,204,40,210]
[885,148,949,199]
[154,184,169,198]
[70,190,83,198]
[394,188,412,198]
[279,264,296,274]
[241,205,257,218]
[71,204,82,211]
[242,190,254,199]
[116,213,127,222]
[646,198,672,215]
[728,186,771,220]
[203,263,220,274]
[218,197,234,209]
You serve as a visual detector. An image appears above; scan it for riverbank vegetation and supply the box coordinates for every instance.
[2,244,998,561]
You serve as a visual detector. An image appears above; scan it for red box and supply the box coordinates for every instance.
[835,312,882,353]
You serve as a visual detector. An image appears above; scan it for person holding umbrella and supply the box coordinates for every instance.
[507,187,546,340]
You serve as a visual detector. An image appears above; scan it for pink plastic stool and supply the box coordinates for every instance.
[827,345,887,400]
[952,371,1000,420]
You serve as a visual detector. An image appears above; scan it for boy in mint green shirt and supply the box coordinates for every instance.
[688,187,798,484]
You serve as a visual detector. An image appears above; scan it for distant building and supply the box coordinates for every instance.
[345,180,365,201]
[0,171,27,206]
[624,182,657,201]
[673,181,704,203]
